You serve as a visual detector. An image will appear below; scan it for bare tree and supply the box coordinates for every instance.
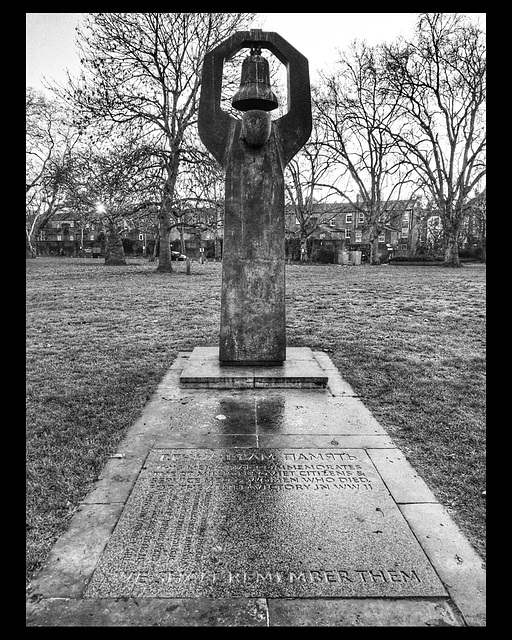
[67,139,160,265]
[284,116,338,262]
[174,153,225,259]
[382,13,486,266]
[53,12,255,272]
[26,89,81,257]
[314,41,421,264]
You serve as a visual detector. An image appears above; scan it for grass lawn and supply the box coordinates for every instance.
[26,257,486,584]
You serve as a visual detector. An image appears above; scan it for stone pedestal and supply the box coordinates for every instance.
[180,347,328,389]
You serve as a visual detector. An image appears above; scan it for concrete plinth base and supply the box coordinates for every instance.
[179,347,328,389]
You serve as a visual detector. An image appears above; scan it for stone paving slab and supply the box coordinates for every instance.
[83,447,446,600]
[267,597,465,627]
[26,349,486,626]
[26,597,268,627]
[155,390,386,437]
[255,393,386,435]
[399,503,486,627]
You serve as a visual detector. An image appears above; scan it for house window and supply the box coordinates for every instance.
[69,235,74,241]
[355,231,362,243]
[358,212,365,223]
[401,229,409,238]
[90,235,95,241]
[56,235,62,241]
[329,218,336,227]
[346,213,353,223]
[138,233,144,241]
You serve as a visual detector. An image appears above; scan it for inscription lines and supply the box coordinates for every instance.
[113,568,422,588]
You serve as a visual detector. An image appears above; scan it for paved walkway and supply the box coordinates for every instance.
[26,350,485,626]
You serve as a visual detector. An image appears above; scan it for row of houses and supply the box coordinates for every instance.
[285,199,420,260]
[34,196,476,261]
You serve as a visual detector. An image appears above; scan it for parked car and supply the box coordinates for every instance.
[171,251,187,261]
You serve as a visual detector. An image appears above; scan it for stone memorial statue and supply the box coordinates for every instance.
[198,30,312,366]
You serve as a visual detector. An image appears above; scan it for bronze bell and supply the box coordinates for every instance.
[232,47,279,112]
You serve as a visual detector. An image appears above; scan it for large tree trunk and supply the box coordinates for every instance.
[443,220,461,267]
[104,225,126,265]
[26,230,36,258]
[369,231,381,265]
[214,231,222,260]
[300,236,308,262]
[156,210,173,272]
[179,225,186,255]
[156,169,179,273]
[149,232,158,262]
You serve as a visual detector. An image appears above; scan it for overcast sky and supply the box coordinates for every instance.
[26,12,485,92]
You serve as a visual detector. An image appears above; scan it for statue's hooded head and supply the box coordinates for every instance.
[240,109,272,148]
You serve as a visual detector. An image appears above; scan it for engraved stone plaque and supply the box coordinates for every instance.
[85,449,446,598]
